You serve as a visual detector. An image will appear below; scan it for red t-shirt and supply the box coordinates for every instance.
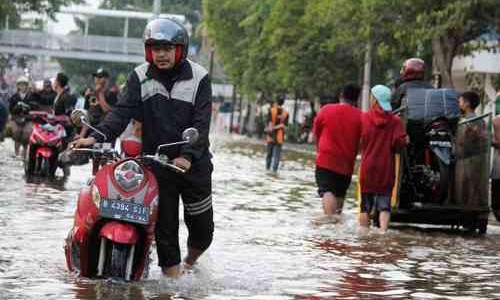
[360,107,407,195]
[313,103,362,175]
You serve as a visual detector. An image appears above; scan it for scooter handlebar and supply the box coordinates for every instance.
[143,154,186,173]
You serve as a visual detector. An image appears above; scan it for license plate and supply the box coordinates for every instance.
[100,198,150,225]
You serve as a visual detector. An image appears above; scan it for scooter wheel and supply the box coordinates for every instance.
[104,242,129,279]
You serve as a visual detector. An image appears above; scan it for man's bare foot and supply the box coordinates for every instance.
[161,264,182,278]
[313,214,341,225]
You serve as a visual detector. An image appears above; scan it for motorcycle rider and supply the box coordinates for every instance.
[72,18,214,278]
[391,58,433,109]
[8,76,40,157]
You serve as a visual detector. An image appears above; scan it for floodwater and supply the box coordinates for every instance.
[1,136,500,300]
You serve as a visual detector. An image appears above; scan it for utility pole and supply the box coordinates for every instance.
[153,0,161,18]
[208,47,215,79]
[361,41,372,112]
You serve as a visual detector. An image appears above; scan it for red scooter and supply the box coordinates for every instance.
[64,109,199,281]
[24,111,68,177]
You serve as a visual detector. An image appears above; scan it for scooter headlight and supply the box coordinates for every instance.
[91,185,101,206]
[114,160,144,192]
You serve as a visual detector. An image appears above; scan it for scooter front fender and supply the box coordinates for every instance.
[36,146,53,158]
[99,221,139,245]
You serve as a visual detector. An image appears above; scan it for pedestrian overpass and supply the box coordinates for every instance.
[0,7,187,63]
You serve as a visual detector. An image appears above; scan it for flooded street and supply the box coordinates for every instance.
[1,135,500,299]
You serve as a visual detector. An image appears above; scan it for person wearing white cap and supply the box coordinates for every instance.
[358,85,408,231]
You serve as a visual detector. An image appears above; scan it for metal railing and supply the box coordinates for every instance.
[0,29,143,56]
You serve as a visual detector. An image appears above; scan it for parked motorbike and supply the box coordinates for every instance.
[24,111,68,177]
[64,109,199,280]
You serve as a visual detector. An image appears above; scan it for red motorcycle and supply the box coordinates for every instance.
[64,109,198,280]
[24,111,68,177]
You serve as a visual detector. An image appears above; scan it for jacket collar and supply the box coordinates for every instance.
[145,61,192,82]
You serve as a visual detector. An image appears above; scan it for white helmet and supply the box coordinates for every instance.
[16,76,29,85]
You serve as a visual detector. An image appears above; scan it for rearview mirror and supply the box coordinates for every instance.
[182,127,199,144]
[70,109,89,127]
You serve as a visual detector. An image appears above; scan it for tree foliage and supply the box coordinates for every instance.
[58,0,203,90]
[204,0,499,99]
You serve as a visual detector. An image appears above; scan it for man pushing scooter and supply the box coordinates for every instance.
[72,18,214,278]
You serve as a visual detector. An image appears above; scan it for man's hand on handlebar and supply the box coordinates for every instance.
[173,157,191,171]
[71,137,97,149]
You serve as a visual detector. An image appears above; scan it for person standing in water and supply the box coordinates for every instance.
[359,85,407,231]
[265,96,289,174]
[313,84,362,222]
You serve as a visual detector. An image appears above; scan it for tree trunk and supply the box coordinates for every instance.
[432,36,456,88]
[361,41,372,112]
[293,92,299,125]
[229,85,236,133]
[242,100,252,135]
[238,94,243,133]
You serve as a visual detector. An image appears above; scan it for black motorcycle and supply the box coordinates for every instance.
[382,88,490,233]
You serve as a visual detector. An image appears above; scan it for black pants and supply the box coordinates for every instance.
[153,165,214,268]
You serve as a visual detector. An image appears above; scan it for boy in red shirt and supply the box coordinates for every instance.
[313,84,362,222]
[359,85,407,231]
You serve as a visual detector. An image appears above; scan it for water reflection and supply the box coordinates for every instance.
[1,136,500,299]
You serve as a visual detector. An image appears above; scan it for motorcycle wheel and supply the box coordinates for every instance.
[104,242,129,279]
[40,158,50,176]
[24,148,36,176]
[48,154,58,177]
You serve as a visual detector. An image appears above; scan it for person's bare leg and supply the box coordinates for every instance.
[379,211,391,231]
[322,192,337,215]
[184,246,204,267]
[162,264,182,278]
[14,141,20,156]
[359,212,370,228]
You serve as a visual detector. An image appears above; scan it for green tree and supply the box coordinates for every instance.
[396,0,500,87]
[58,0,202,90]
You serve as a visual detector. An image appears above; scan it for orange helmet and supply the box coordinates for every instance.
[400,58,425,81]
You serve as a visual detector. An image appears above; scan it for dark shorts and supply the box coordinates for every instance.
[361,193,391,213]
[491,179,500,209]
[315,167,352,198]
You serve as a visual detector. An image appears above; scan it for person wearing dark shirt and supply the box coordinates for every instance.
[313,84,362,223]
[359,85,407,231]
[8,76,40,156]
[391,58,433,109]
[87,68,118,126]
[72,18,214,278]
[53,72,76,159]
[38,79,57,112]
[53,72,76,116]
[78,69,119,174]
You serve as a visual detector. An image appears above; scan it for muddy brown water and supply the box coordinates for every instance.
[0,136,500,300]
